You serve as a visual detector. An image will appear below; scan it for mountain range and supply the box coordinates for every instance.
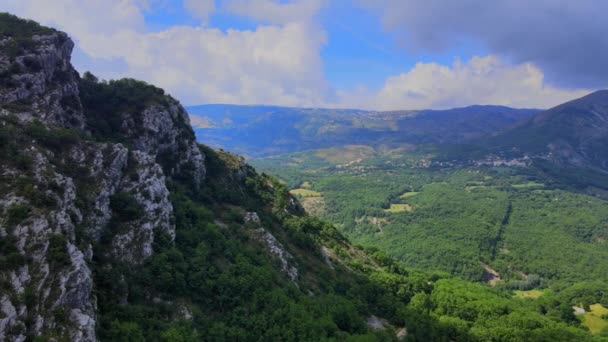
[190,90,608,190]
[188,104,539,157]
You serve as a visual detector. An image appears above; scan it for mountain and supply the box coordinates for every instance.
[449,90,608,191]
[187,104,539,157]
[490,90,608,169]
[1,13,604,342]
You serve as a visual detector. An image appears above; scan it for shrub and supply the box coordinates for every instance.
[48,233,70,267]
[25,120,80,150]
[0,12,56,38]
[6,204,31,227]
[110,192,144,222]
[0,235,26,270]
[22,56,42,72]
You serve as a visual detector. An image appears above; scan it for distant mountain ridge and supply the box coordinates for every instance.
[491,90,608,167]
[475,90,608,189]
[187,104,540,157]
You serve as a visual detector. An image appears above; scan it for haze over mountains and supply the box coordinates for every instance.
[189,90,608,189]
[488,90,608,173]
[188,104,540,157]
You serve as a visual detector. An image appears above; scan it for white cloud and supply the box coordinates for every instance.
[4,0,331,107]
[2,1,595,110]
[337,55,591,110]
[359,0,608,89]
[184,0,215,22]
[224,0,325,24]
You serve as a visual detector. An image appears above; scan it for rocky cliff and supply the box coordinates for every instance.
[0,13,205,340]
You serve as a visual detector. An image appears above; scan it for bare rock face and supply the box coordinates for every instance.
[0,135,180,340]
[254,228,299,282]
[0,145,96,341]
[0,16,203,341]
[122,103,206,185]
[0,32,85,129]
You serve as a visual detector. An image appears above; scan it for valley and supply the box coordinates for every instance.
[251,146,608,286]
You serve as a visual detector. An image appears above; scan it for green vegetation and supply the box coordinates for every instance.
[253,147,608,310]
[384,204,414,213]
[94,154,416,341]
[0,235,26,271]
[582,304,608,335]
[247,145,608,339]
[110,192,144,222]
[48,233,70,269]
[399,192,419,199]
[514,289,545,299]
[512,181,544,188]
[5,203,31,227]
[0,12,57,59]
[0,12,55,38]
[79,72,184,143]
[94,167,608,340]
[290,188,322,197]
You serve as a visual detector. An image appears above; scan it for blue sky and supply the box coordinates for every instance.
[4,0,605,110]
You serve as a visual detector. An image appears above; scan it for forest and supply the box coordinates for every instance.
[252,145,608,339]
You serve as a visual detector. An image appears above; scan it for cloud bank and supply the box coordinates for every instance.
[2,0,598,110]
[339,55,591,110]
[362,0,608,89]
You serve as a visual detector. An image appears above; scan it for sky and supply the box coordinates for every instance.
[3,0,606,110]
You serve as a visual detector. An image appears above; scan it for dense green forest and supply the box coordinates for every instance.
[252,145,608,338]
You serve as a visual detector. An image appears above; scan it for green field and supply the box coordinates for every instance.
[384,203,414,213]
[399,191,419,199]
[512,181,544,188]
[582,304,608,334]
[290,188,322,197]
[514,289,545,299]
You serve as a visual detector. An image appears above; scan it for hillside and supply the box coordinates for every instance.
[479,90,608,189]
[188,104,538,157]
[1,13,606,341]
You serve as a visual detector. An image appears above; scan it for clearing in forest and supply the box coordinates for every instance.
[290,188,322,197]
[512,182,544,189]
[581,304,608,334]
[399,191,419,199]
[513,289,545,299]
[384,204,414,213]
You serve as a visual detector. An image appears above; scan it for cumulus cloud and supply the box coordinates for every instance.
[4,0,332,107]
[337,55,591,110]
[184,0,216,22]
[224,0,325,24]
[1,0,597,110]
[362,0,608,88]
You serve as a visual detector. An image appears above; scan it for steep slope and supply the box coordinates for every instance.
[188,104,538,157]
[0,14,205,340]
[495,90,608,166]
[454,90,608,190]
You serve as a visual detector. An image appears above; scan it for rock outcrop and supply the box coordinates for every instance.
[0,14,205,341]
[0,29,85,129]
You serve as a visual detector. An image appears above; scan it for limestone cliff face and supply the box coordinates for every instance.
[0,15,205,341]
[0,30,85,129]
